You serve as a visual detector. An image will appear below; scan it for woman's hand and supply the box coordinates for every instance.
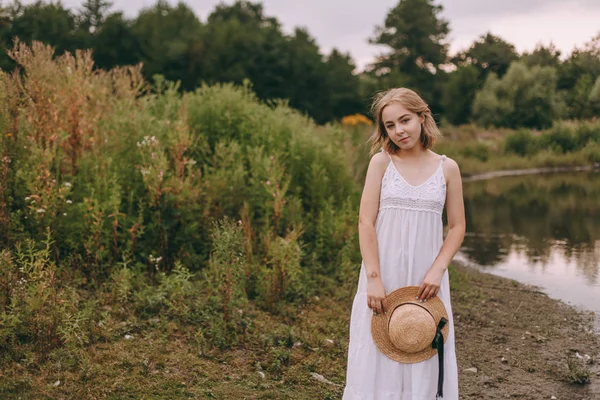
[367,275,386,316]
[417,266,444,302]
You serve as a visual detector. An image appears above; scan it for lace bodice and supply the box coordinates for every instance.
[379,153,447,215]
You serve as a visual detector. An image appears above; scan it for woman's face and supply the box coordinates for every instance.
[381,102,424,150]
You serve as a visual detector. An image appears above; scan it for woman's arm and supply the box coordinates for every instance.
[417,157,466,301]
[358,152,388,314]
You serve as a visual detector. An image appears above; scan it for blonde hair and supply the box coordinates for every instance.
[368,88,442,156]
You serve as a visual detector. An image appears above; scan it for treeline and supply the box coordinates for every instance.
[0,0,599,127]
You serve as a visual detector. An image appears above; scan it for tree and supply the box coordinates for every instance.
[454,32,518,77]
[558,33,600,118]
[8,1,80,55]
[472,62,561,129]
[324,49,363,119]
[200,1,290,100]
[132,0,203,90]
[78,0,113,34]
[441,65,481,125]
[589,76,600,116]
[201,1,357,123]
[522,42,561,68]
[91,12,140,70]
[368,0,449,110]
[284,28,329,123]
[0,2,13,70]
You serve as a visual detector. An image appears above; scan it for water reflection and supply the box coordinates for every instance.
[461,172,600,285]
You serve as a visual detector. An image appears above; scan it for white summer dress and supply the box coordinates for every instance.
[343,152,459,400]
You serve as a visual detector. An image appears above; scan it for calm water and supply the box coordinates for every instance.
[458,172,600,324]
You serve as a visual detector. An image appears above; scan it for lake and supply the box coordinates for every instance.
[457,172,600,327]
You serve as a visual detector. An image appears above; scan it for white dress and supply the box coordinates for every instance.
[343,152,459,400]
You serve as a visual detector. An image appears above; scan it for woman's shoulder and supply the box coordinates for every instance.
[370,150,391,168]
[432,152,461,179]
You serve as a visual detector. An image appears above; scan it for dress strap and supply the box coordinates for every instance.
[382,149,393,162]
[439,155,446,168]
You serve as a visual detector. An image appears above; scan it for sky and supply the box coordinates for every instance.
[19,0,600,71]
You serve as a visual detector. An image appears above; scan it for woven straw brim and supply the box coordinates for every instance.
[371,286,449,364]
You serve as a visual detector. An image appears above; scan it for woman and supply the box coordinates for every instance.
[343,88,465,399]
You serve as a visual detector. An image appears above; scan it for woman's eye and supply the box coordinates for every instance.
[401,119,409,123]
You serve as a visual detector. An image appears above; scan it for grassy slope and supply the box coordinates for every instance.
[2,265,598,399]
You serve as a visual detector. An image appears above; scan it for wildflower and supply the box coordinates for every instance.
[64,182,72,187]
[36,208,45,213]
[66,200,72,204]
[25,196,30,201]
[238,220,242,225]
[266,180,271,186]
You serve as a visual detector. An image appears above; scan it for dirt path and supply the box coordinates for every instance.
[450,263,600,399]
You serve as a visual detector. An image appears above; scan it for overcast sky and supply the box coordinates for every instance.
[21,0,600,70]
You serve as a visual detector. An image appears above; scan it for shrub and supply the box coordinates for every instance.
[539,125,579,153]
[504,129,537,156]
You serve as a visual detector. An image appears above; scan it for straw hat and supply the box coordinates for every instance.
[371,285,449,364]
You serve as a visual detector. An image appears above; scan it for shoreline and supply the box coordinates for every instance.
[453,252,600,332]
[462,164,600,182]
[448,263,600,398]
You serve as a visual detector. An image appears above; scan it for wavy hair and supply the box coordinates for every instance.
[368,88,442,156]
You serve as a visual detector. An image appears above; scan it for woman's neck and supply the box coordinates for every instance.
[394,145,427,160]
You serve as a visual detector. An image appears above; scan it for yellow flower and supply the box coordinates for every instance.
[341,114,372,126]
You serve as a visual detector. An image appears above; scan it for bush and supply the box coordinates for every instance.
[504,129,537,156]
[539,125,579,153]
[575,122,600,147]
[0,42,364,359]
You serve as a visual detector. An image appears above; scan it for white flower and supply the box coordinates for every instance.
[64,182,72,187]
[66,200,72,204]
[25,196,30,201]
[36,208,45,213]
[63,213,67,216]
